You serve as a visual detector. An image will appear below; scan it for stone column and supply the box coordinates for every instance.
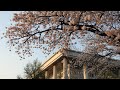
[53,65,57,79]
[83,63,88,79]
[67,63,71,79]
[45,71,48,79]
[63,58,68,79]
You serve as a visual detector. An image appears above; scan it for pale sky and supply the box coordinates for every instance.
[0,11,51,79]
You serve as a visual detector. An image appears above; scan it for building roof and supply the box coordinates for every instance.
[40,48,120,71]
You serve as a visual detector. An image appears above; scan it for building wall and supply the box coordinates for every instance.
[40,49,120,79]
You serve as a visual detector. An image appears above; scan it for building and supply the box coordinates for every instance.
[38,49,120,79]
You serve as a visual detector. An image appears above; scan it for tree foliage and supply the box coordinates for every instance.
[5,11,120,59]
[17,59,44,79]
[99,69,120,79]
[17,75,23,79]
[68,52,120,79]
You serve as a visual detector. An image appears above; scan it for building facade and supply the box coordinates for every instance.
[39,49,120,79]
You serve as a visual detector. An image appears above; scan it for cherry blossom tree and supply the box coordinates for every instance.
[4,11,120,59]
[4,11,120,79]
